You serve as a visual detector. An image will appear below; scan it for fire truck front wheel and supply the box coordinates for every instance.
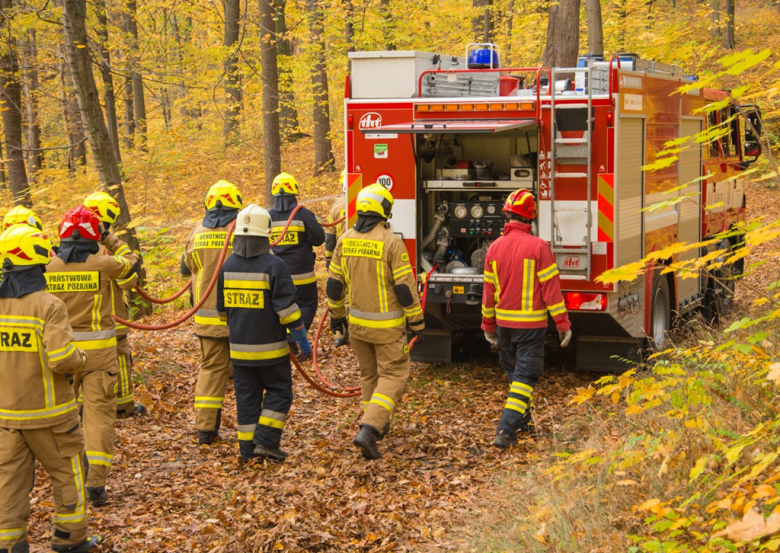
[702,239,736,322]
[649,271,672,351]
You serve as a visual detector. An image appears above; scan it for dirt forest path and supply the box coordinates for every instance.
[27,314,590,552]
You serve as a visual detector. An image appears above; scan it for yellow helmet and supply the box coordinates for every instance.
[3,205,43,231]
[272,172,299,196]
[83,191,121,224]
[205,180,243,210]
[0,224,52,267]
[356,183,394,219]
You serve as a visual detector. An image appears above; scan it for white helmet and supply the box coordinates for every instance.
[235,204,272,238]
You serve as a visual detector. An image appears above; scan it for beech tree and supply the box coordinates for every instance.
[259,0,281,203]
[223,0,241,140]
[307,0,335,175]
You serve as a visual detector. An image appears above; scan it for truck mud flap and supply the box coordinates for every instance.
[576,336,644,372]
[410,329,452,364]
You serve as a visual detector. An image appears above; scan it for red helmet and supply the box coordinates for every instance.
[59,205,102,242]
[503,189,537,220]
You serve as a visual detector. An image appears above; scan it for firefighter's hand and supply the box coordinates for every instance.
[411,328,424,346]
[485,331,499,347]
[330,317,347,336]
[289,325,312,361]
[559,329,572,348]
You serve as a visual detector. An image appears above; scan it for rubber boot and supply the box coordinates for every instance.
[51,536,104,552]
[198,431,217,445]
[86,486,108,507]
[10,540,29,553]
[117,403,146,419]
[253,444,288,461]
[492,429,518,450]
[376,422,391,442]
[353,424,381,460]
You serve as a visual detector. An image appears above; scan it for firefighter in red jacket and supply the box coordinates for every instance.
[481,189,572,449]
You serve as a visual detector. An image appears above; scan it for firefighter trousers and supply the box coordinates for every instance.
[233,361,293,456]
[0,418,88,550]
[496,326,546,438]
[295,282,318,332]
[74,370,117,489]
[115,337,136,415]
[352,335,410,433]
[194,338,232,434]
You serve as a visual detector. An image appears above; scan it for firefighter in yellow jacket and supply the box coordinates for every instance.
[324,170,347,270]
[0,224,105,552]
[47,205,140,508]
[83,192,145,418]
[182,181,242,445]
[327,184,425,460]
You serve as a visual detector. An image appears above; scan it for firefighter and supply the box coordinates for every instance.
[324,170,347,270]
[216,204,310,461]
[83,192,145,418]
[268,172,325,333]
[3,205,44,232]
[481,189,572,450]
[0,224,105,553]
[47,205,140,506]
[327,183,424,460]
[182,180,242,445]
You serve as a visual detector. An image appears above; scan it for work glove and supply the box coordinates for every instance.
[330,317,349,348]
[289,324,312,361]
[559,329,572,348]
[411,328,424,346]
[484,331,499,347]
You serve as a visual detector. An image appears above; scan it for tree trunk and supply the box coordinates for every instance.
[94,0,122,167]
[123,77,134,148]
[472,0,492,42]
[307,0,335,175]
[379,0,396,50]
[21,31,42,181]
[722,0,735,48]
[585,0,604,56]
[125,0,146,150]
[64,83,87,169]
[0,140,5,188]
[0,0,30,207]
[505,0,515,62]
[711,0,721,39]
[344,0,355,54]
[615,0,628,51]
[275,0,304,142]
[61,0,141,257]
[223,0,241,141]
[542,0,580,68]
[259,0,281,205]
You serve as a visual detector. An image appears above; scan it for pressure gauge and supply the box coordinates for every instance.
[454,205,468,219]
[487,204,496,215]
[471,205,484,219]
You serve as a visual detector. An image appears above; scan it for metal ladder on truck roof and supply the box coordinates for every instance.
[548,67,593,280]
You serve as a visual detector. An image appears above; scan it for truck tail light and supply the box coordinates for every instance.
[564,292,607,311]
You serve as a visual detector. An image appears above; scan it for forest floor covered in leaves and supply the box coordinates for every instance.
[24,180,780,552]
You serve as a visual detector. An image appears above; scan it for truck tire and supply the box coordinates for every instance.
[702,239,735,322]
[649,270,672,351]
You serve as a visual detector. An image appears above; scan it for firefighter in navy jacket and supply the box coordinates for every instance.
[217,204,311,461]
[268,172,325,332]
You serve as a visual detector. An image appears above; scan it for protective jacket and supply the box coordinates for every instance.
[46,242,139,370]
[216,251,302,366]
[101,233,138,337]
[183,220,235,338]
[327,221,424,344]
[0,290,86,429]
[324,196,346,267]
[481,221,571,332]
[269,201,325,286]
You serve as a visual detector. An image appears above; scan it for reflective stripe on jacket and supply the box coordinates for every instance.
[327,221,424,344]
[216,252,301,366]
[269,203,325,281]
[183,223,232,338]
[481,221,571,332]
[47,241,139,372]
[0,290,86,429]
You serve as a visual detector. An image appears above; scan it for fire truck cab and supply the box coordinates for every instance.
[343,46,761,369]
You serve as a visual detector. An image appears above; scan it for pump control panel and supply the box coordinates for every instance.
[449,201,504,238]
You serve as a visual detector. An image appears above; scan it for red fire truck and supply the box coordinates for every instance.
[342,46,762,369]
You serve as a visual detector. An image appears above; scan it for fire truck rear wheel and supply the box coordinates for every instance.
[649,271,672,351]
